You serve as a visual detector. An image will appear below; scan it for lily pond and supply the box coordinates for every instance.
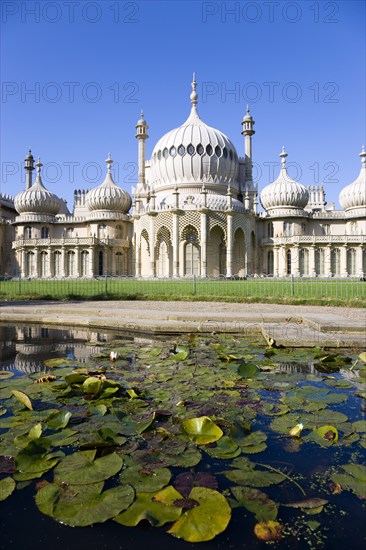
[0,325,365,550]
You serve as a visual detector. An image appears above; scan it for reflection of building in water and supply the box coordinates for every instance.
[275,362,319,375]
[1,325,124,375]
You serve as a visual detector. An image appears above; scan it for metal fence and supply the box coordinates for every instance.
[0,276,365,301]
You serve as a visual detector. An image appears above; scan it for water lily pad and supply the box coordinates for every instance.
[238,363,259,378]
[0,476,16,501]
[254,520,283,541]
[314,425,339,445]
[114,490,182,527]
[204,436,241,459]
[11,390,33,410]
[167,487,231,542]
[44,358,77,368]
[241,431,267,454]
[46,411,72,430]
[15,440,63,481]
[181,416,223,445]
[331,463,366,499]
[54,450,123,484]
[230,486,278,521]
[36,481,134,526]
[119,465,171,492]
[174,472,218,498]
[225,468,285,487]
[83,377,102,395]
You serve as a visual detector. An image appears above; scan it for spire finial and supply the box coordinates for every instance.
[106,153,113,173]
[246,104,250,113]
[190,73,198,106]
[279,146,288,166]
[36,157,43,176]
[141,109,144,118]
[360,145,366,166]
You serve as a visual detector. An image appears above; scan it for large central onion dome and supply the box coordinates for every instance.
[14,158,60,216]
[86,154,132,213]
[150,77,239,189]
[339,147,366,213]
[260,148,309,213]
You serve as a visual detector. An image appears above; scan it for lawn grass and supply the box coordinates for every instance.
[0,278,365,307]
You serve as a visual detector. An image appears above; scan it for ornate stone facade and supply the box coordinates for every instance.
[2,78,365,279]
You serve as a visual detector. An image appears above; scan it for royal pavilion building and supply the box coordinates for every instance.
[1,77,365,279]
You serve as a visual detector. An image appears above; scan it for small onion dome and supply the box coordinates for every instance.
[339,146,366,211]
[14,158,60,215]
[260,147,309,212]
[86,154,132,213]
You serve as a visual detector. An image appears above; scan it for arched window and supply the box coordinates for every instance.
[331,248,340,276]
[299,249,309,276]
[98,224,106,239]
[67,251,75,277]
[115,252,124,276]
[81,251,89,277]
[182,226,200,276]
[40,251,48,277]
[66,227,74,238]
[185,242,200,276]
[315,248,324,276]
[157,241,169,277]
[267,222,274,238]
[98,251,104,276]
[41,226,49,238]
[24,226,32,239]
[115,225,123,239]
[284,222,292,237]
[267,250,274,275]
[286,249,292,275]
[347,248,356,276]
[25,252,34,277]
[54,251,61,277]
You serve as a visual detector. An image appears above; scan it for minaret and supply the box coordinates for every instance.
[24,148,35,190]
[241,106,255,181]
[35,157,43,184]
[135,110,148,192]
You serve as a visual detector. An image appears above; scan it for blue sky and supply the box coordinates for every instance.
[1,0,365,210]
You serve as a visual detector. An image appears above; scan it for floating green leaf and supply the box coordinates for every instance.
[181,416,223,445]
[238,363,259,377]
[36,481,134,526]
[114,491,182,527]
[0,476,16,501]
[331,463,366,499]
[204,436,241,459]
[119,465,171,492]
[230,486,277,521]
[46,411,72,430]
[54,450,123,484]
[11,390,33,410]
[167,487,231,542]
[15,440,62,481]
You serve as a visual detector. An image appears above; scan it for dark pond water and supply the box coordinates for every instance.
[0,324,365,550]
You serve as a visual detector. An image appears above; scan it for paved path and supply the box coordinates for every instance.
[1,300,365,348]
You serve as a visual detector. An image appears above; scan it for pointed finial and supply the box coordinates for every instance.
[246,105,250,113]
[190,73,198,106]
[36,157,43,175]
[360,145,366,165]
[141,109,144,118]
[106,153,113,173]
[280,146,288,166]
